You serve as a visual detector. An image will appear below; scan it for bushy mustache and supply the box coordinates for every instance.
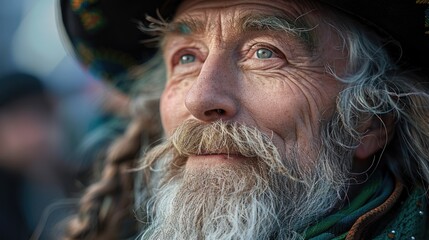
[172,120,290,173]
[140,120,304,185]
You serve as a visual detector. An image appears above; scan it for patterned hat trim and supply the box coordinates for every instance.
[71,0,106,33]
[75,40,137,80]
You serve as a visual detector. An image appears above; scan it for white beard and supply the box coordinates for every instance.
[136,120,354,240]
[139,159,346,239]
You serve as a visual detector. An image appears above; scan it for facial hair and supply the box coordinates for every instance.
[137,119,355,240]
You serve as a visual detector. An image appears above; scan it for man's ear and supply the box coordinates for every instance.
[354,115,395,161]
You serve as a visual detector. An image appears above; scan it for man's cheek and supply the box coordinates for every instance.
[160,91,177,135]
[160,90,188,135]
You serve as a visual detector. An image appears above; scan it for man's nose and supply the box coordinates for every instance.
[185,53,239,122]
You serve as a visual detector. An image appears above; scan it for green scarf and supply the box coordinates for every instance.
[302,172,390,239]
[301,172,427,239]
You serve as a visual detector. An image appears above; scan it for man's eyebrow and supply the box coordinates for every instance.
[157,17,204,49]
[167,17,205,35]
[239,14,317,50]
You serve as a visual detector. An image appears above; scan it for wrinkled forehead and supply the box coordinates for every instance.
[166,0,342,55]
[174,0,323,23]
[167,0,338,49]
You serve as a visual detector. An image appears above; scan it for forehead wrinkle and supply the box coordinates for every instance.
[161,12,240,49]
[161,3,319,51]
[168,12,241,36]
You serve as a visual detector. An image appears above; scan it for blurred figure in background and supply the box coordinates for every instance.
[0,72,77,239]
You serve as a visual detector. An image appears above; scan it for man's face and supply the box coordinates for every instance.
[143,1,355,238]
[160,0,347,169]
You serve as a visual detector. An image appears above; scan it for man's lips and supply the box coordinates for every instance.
[186,152,248,167]
[197,151,241,156]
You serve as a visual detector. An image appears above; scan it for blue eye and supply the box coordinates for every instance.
[179,54,196,64]
[256,48,273,59]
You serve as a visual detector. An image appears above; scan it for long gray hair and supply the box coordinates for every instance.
[323,10,429,188]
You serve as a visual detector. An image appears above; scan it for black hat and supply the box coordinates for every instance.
[58,0,429,83]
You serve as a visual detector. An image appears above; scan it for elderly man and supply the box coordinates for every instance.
[60,0,429,239]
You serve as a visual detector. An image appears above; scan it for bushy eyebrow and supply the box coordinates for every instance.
[158,13,317,51]
[240,14,317,50]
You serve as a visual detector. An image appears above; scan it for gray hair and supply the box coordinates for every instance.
[323,12,429,188]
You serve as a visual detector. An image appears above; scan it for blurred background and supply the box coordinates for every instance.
[0,0,101,141]
[0,0,116,239]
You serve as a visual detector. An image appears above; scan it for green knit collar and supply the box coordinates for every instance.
[302,171,393,239]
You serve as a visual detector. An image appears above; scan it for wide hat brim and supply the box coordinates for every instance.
[58,0,429,84]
